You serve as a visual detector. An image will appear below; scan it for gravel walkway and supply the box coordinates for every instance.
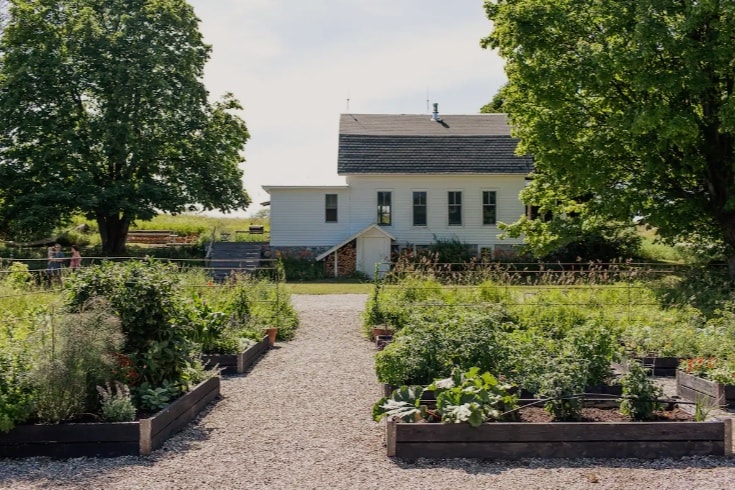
[2,294,735,489]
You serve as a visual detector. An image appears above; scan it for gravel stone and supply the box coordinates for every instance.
[1,293,735,489]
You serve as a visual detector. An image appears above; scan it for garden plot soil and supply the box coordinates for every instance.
[1,294,735,490]
[516,406,695,423]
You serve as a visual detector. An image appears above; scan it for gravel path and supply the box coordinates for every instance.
[2,294,735,489]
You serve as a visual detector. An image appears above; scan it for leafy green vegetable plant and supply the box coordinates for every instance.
[537,357,589,421]
[429,368,518,426]
[135,380,182,412]
[371,385,426,423]
[618,361,663,420]
[373,368,518,427]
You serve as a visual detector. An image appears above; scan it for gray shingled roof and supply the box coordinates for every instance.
[337,113,533,175]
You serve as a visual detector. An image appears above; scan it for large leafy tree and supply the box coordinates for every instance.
[0,0,250,253]
[483,0,735,271]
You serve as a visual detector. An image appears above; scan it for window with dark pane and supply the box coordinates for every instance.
[482,191,497,225]
[325,194,338,222]
[413,191,427,226]
[377,191,392,226]
[448,191,462,226]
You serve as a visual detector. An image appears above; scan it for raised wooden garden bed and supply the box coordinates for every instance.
[677,370,735,408]
[636,356,679,376]
[614,356,679,377]
[201,334,269,375]
[0,376,220,459]
[386,417,732,460]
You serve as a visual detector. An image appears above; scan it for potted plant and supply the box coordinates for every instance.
[264,327,278,346]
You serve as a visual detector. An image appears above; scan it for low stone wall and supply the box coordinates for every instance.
[270,246,331,259]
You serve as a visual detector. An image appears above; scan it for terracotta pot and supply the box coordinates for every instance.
[264,327,278,346]
[372,327,392,338]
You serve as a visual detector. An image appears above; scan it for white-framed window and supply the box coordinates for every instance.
[482,191,497,225]
[325,194,338,223]
[413,191,427,226]
[448,191,462,226]
[377,191,392,226]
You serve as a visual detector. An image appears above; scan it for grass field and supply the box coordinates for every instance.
[284,280,373,295]
[66,213,269,248]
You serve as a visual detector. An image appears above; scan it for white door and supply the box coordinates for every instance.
[359,236,390,279]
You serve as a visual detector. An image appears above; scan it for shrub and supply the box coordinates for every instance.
[428,237,474,266]
[279,255,327,281]
[184,294,243,355]
[620,307,704,358]
[0,345,34,432]
[375,307,511,386]
[2,262,33,291]
[374,320,446,386]
[562,320,620,387]
[65,260,200,391]
[537,356,589,421]
[243,276,299,340]
[619,361,663,420]
[541,227,641,263]
[363,276,444,333]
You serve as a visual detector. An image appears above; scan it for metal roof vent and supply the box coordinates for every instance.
[431,102,442,122]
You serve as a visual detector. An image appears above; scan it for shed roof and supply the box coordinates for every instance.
[315,224,396,262]
[337,113,533,175]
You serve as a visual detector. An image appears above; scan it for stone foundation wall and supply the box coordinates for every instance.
[269,246,331,260]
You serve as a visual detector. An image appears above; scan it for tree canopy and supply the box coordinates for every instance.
[0,0,250,253]
[480,84,507,114]
[483,0,735,268]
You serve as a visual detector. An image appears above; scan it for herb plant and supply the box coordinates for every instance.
[97,381,136,422]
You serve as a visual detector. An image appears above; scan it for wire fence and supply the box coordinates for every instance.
[0,255,283,285]
[371,260,729,324]
[0,256,289,332]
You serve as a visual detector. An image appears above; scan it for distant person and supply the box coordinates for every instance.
[46,243,64,285]
[70,244,82,270]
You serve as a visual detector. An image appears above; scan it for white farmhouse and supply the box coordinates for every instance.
[263,108,533,278]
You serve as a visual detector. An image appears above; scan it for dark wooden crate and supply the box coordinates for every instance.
[637,356,680,377]
[387,418,731,460]
[615,357,680,377]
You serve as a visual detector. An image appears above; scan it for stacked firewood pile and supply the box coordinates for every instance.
[324,240,357,277]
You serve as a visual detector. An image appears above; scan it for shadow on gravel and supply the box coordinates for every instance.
[391,456,735,474]
[0,400,222,488]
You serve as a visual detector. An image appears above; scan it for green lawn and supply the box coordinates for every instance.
[284,280,373,295]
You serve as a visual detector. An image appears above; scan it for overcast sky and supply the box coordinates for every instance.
[187,1,507,215]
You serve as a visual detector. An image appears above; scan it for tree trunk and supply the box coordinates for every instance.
[721,220,735,281]
[97,213,130,255]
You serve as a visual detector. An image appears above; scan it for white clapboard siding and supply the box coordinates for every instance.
[345,174,526,249]
[266,186,351,246]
